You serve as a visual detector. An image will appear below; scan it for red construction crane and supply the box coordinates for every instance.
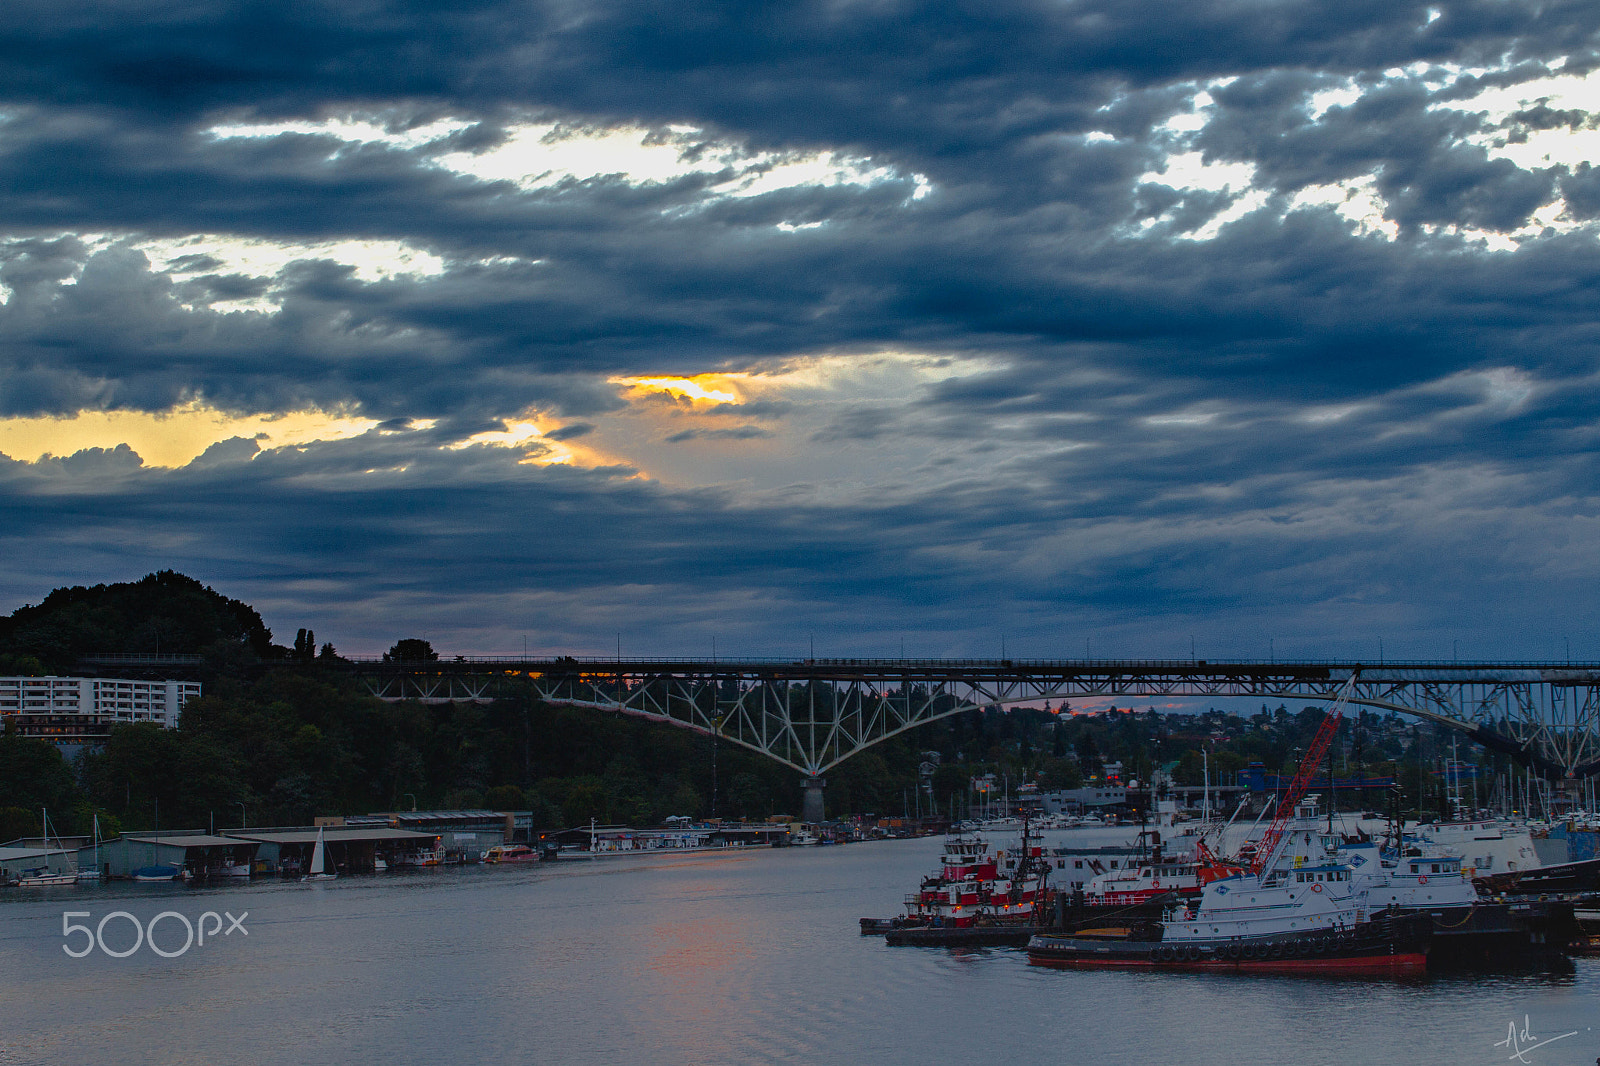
[1249,672,1360,876]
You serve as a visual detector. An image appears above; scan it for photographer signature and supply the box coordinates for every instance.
[1492,1015,1583,1064]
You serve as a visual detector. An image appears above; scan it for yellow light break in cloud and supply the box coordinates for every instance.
[0,405,379,468]
[614,375,744,405]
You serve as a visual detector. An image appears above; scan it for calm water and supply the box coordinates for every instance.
[1,836,1596,1066]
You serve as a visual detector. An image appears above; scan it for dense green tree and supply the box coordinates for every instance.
[0,653,44,676]
[1035,756,1082,791]
[0,570,273,671]
[0,806,40,842]
[484,784,526,810]
[0,735,86,830]
[385,638,438,662]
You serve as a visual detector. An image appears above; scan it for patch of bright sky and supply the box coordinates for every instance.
[209,115,471,149]
[212,114,930,205]
[1135,60,1600,246]
[1134,151,1270,240]
[445,417,602,467]
[0,404,378,467]
[1289,177,1398,239]
[1440,67,1600,170]
[537,353,1006,492]
[140,234,446,284]
[1307,80,1362,120]
[22,231,450,312]
[443,360,973,482]
[616,375,742,404]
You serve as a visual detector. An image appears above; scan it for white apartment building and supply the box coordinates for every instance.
[0,676,201,737]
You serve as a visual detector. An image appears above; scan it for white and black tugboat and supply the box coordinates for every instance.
[1028,796,1432,977]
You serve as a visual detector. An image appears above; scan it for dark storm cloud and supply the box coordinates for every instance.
[3,427,1593,659]
[2,0,1600,656]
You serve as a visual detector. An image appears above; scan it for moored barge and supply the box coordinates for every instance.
[1027,913,1430,976]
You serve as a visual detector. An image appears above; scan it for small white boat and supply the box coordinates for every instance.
[373,856,389,872]
[391,843,445,867]
[300,826,337,882]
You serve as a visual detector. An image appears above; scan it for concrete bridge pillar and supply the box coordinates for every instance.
[802,776,826,824]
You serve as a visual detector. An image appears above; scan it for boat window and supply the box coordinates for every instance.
[1431,864,1440,873]
[1140,869,1150,878]
[1074,860,1083,868]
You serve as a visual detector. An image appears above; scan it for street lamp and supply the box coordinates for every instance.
[235,802,247,829]
[404,793,418,812]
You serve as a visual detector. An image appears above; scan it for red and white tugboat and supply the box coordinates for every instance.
[1080,839,1247,907]
[860,818,1051,934]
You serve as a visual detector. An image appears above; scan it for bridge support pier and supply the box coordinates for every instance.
[802,776,826,824]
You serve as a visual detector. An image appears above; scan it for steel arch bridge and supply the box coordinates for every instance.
[350,657,1600,784]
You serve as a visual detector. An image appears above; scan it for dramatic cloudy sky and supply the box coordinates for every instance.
[4,0,1600,660]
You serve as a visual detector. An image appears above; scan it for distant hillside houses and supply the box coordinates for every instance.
[0,675,199,742]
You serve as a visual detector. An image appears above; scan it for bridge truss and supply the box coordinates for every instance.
[351,658,1600,783]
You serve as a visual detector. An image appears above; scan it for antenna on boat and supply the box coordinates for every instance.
[1328,720,1336,838]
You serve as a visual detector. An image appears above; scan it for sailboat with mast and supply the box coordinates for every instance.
[300,825,337,882]
[15,809,77,887]
[75,814,103,883]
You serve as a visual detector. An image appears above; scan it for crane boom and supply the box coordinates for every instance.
[1250,672,1360,876]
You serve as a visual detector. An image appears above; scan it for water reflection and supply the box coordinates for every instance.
[0,839,1595,1066]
